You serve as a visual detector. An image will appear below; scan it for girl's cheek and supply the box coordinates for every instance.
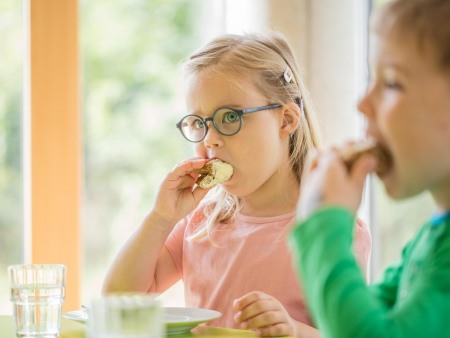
[194,144,207,158]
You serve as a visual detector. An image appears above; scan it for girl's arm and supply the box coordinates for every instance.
[102,211,180,294]
[102,158,210,294]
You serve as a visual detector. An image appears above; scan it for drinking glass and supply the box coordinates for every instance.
[86,294,164,338]
[8,264,66,337]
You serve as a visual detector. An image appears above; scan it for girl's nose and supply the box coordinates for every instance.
[203,122,224,148]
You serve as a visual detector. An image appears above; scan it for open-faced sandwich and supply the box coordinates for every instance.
[196,159,234,189]
[339,140,392,175]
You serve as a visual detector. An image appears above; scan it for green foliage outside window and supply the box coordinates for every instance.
[0,0,23,314]
[81,0,201,300]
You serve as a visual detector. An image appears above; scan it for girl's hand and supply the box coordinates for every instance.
[151,158,210,224]
[233,291,295,337]
[298,148,377,219]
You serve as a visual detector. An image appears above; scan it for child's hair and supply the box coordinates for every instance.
[373,0,450,72]
[182,32,321,240]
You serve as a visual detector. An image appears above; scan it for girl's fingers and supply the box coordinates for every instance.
[240,310,285,330]
[233,291,270,311]
[163,159,208,190]
[167,159,208,181]
[176,176,198,190]
[234,299,279,323]
[256,323,292,337]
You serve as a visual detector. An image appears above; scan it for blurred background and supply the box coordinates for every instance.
[0,0,435,313]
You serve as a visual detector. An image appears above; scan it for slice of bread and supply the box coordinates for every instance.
[196,159,234,188]
[340,141,392,175]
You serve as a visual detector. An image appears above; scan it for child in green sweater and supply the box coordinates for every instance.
[290,0,450,337]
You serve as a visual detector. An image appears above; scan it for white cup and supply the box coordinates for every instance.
[8,264,66,337]
[87,294,164,338]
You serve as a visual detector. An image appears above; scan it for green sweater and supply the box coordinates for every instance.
[289,207,450,338]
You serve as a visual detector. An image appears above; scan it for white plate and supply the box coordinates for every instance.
[63,307,221,335]
[163,307,221,335]
[63,309,88,324]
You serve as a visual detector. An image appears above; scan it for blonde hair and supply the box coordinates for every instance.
[373,0,450,72]
[183,32,321,240]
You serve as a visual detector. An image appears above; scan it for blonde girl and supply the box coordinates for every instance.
[104,32,371,337]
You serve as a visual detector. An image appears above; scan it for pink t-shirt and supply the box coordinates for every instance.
[165,208,371,328]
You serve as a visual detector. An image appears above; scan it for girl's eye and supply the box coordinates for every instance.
[193,119,205,129]
[222,111,239,123]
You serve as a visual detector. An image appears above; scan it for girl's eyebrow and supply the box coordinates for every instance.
[189,104,244,116]
[217,104,243,110]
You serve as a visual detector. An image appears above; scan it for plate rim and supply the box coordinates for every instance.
[63,306,222,327]
[164,307,221,327]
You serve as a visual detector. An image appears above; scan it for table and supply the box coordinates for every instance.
[0,316,85,338]
[0,315,260,338]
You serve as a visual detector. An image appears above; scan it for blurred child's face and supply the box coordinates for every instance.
[358,34,450,205]
[184,70,293,199]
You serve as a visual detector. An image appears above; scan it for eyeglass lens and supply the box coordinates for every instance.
[180,108,242,142]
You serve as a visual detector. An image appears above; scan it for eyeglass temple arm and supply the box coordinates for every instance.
[241,103,282,115]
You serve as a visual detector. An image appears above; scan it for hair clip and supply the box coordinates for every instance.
[283,67,293,84]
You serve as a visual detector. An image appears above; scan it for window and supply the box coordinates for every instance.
[0,0,23,314]
[0,0,412,313]
[80,0,203,306]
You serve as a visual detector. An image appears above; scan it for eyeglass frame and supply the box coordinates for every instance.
[176,103,282,143]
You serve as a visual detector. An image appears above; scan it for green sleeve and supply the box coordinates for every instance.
[369,238,417,309]
[289,207,450,338]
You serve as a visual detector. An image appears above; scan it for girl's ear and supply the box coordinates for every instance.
[280,101,301,136]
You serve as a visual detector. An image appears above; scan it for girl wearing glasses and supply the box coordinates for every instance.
[103,32,371,337]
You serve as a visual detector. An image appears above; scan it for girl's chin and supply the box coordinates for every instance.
[221,184,249,198]
[220,183,237,195]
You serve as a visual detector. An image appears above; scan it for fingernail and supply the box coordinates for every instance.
[234,312,241,323]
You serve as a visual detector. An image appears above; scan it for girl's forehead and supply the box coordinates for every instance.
[185,70,265,106]
[187,69,257,91]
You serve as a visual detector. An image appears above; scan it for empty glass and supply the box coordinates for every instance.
[9,264,66,337]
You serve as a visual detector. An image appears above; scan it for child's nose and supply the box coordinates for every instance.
[203,123,223,148]
[357,87,375,119]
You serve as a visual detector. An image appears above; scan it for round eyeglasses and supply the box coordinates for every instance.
[176,103,282,143]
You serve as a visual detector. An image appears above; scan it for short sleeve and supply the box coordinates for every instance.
[165,217,188,278]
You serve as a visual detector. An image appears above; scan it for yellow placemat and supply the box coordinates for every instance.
[1,315,269,338]
[0,316,86,338]
[60,318,86,338]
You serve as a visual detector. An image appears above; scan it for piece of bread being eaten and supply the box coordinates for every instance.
[196,159,234,189]
[339,140,392,175]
